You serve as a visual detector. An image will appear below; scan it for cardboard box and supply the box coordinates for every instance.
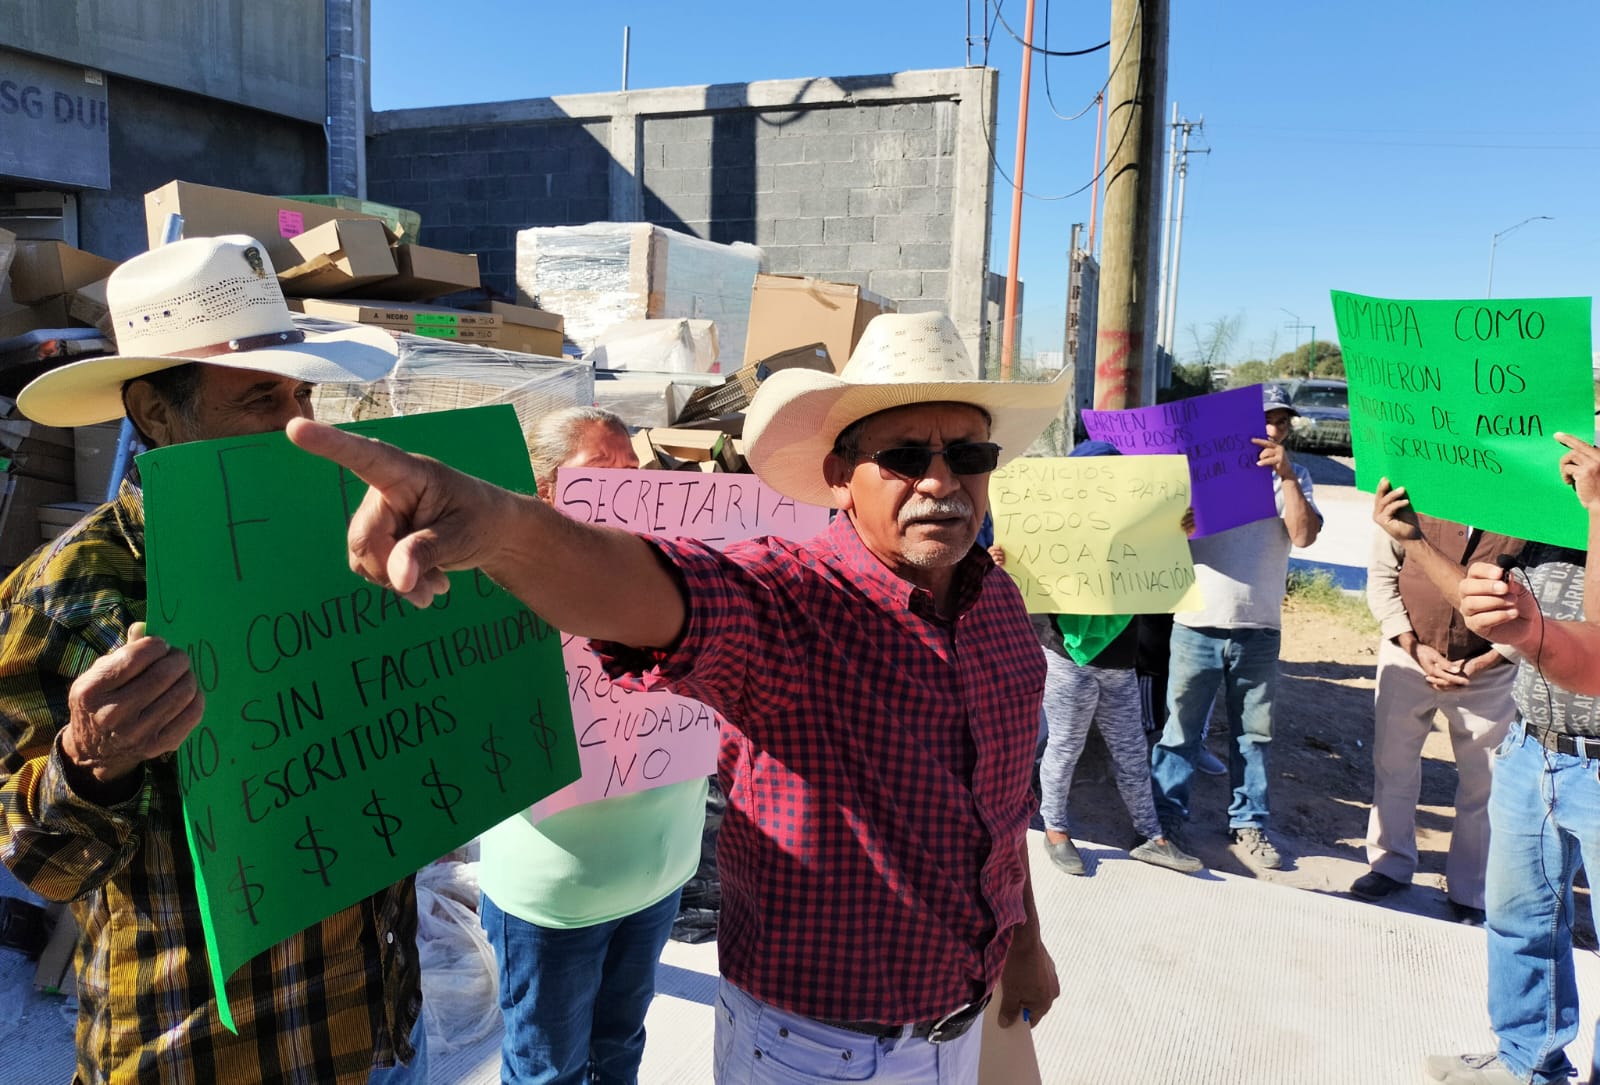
[744,274,895,375]
[630,430,660,470]
[292,298,497,329]
[647,427,726,463]
[278,219,398,297]
[375,244,481,301]
[0,297,72,339]
[284,195,422,245]
[8,241,119,304]
[482,301,564,357]
[144,180,388,273]
[756,342,833,375]
[68,277,112,336]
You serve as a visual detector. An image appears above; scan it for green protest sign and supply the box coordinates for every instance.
[1332,291,1595,548]
[140,405,578,1030]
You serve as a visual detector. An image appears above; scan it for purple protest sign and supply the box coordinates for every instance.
[1082,384,1275,536]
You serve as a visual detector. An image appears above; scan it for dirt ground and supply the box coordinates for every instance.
[1058,595,1597,932]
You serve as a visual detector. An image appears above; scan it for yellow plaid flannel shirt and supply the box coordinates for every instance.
[0,483,421,1084]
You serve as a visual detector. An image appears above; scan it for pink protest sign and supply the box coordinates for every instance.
[524,467,832,821]
[1082,385,1275,536]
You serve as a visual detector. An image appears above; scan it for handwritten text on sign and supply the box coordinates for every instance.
[992,455,1203,615]
[1081,385,1275,537]
[142,406,579,1030]
[525,466,833,821]
[1333,291,1595,549]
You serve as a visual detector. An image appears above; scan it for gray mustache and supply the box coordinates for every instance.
[899,495,974,524]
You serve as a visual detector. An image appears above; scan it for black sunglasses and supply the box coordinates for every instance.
[863,441,1003,479]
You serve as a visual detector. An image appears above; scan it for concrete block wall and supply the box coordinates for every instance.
[367,120,612,287]
[367,68,997,359]
[640,101,958,313]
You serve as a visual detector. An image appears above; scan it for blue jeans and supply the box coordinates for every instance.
[1150,624,1280,830]
[712,979,982,1084]
[480,888,682,1085]
[1485,723,1600,1084]
[368,1013,429,1085]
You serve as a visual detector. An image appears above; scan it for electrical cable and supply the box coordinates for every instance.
[1042,0,1106,122]
[980,0,1142,202]
[993,0,1109,55]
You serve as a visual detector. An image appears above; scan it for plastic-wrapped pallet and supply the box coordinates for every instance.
[514,223,763,372]
[298,315,595,441]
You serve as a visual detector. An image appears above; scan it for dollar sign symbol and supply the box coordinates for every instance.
[422,757,463,825]
[363,789,404,858]
[529,703,557,770]
[295,815,339,887]
[481,724,511,793]
[229,855,265,926]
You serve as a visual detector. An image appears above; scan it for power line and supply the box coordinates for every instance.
[993,0,1109,55]
[981,0,1142,202]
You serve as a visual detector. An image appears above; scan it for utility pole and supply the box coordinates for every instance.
[1092,0,1169,410]
[1155,101,1178,352]
[1159,115,1206,356]
[998,0,1039,380]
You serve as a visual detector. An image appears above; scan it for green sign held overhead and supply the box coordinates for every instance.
[1332,290,1595,549]
[140,405,579,1031]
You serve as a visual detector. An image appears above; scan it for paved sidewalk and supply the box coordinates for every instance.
[10,831,1598,1084]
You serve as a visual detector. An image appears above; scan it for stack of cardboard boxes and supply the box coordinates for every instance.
[624,272,895,474]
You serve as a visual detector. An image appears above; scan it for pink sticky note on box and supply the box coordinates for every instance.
[277,209,305,238]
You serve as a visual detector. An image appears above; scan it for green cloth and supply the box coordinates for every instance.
[1053,612,1134,666]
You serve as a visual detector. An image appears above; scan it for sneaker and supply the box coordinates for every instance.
[1131,837,1203,873]
[1349,870,1408,902]
[1196,746,1228,776]
[1448,900,1487,927]
[1422,1052,1521,1084]
[1044,837,1087,876]
[1229,827,1284,870]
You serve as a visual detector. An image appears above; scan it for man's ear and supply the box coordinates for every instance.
[123,380,180,449]
[823,451,855,511]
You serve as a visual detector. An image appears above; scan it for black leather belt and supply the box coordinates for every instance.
[820,993,991,1044]
[1524,720,1600,759]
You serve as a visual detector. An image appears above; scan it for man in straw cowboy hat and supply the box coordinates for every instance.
[0,236,428,1084]
[286,310,1065,1082]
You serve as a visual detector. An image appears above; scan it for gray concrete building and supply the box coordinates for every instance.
[1,1,333,258]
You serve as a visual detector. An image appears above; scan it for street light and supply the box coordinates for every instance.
[1487,215,1553,297]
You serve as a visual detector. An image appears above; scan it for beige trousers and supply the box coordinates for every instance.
[1365,637,1516,908]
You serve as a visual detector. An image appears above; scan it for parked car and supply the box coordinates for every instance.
[1284,378,1350,455]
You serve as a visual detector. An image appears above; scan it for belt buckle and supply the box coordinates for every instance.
[926,1002,976,1044]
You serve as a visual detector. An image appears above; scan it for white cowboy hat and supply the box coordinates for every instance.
[744,311,1068,508]
[17,234,398,427]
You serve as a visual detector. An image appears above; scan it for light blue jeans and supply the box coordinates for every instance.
[1150,624,1280,830]
[368,1013,429,1085]
[1484,722,1600,1084]
[712,979,982,1084]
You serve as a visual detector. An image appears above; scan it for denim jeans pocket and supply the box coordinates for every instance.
[752,1015,878,1082]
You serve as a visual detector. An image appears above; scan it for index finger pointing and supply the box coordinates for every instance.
[286,418,421,492]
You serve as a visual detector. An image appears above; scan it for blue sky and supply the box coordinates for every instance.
[371,1,1600,368]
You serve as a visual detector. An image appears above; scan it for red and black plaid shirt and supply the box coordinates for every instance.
[597,514,1045,1024]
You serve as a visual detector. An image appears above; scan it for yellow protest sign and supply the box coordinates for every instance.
[991,455,1203,615]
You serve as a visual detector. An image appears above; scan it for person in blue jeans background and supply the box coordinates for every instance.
[478,406,709,1085]
[1423,432,1600,1085]
[1148,385,1321,870]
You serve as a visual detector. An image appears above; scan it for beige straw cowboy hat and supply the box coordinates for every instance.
[18,234,398,427]
[744,311,1069,508]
